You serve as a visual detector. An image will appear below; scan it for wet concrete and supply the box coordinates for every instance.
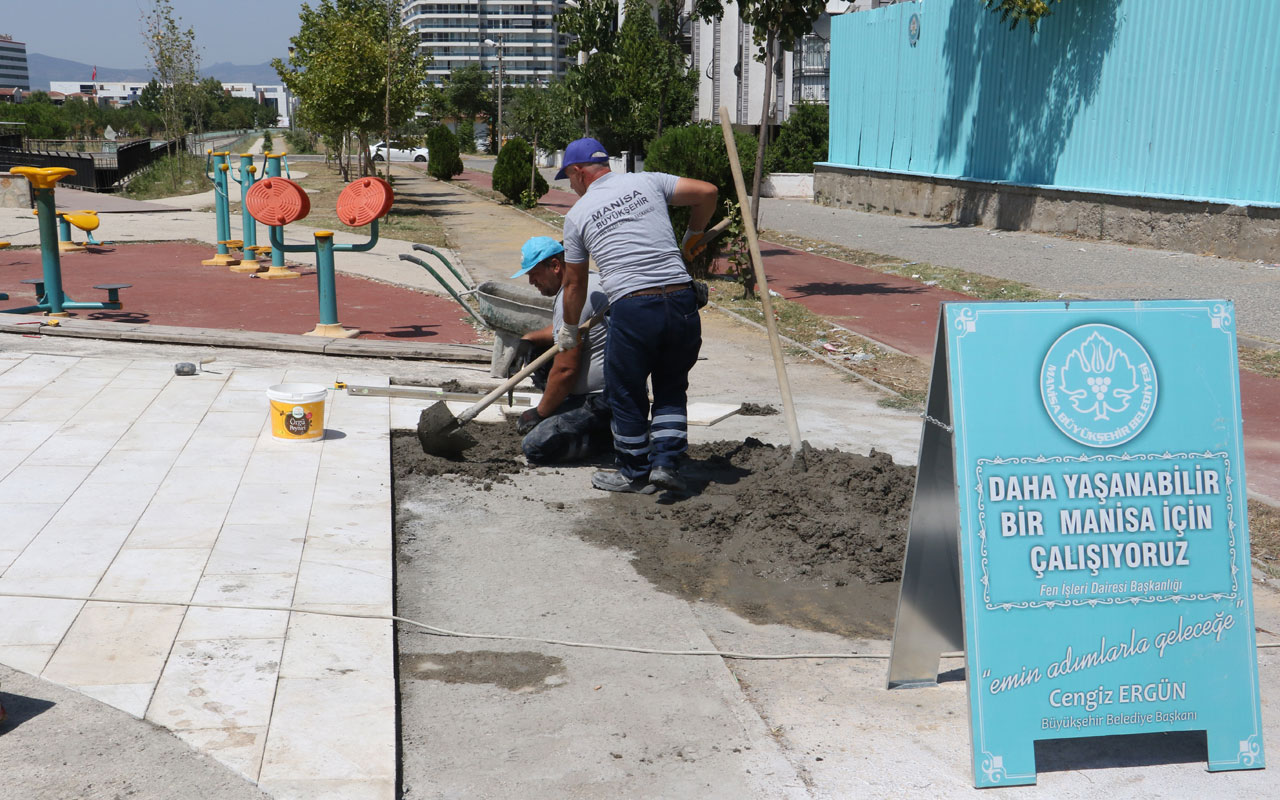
[400,651,567,693]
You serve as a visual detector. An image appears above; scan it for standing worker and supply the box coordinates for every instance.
[555,137,718,494]
[510,236,613,465]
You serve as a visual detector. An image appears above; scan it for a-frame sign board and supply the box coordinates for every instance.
[888,300,1265,787]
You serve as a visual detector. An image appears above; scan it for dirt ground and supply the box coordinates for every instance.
[392,422,915,640]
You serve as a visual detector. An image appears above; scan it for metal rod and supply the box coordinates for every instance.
[32,186,66,315]
[397,254,488,328]
[411,243,472,290]
[314,233,339,326]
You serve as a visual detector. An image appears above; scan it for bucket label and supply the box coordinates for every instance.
[284,404,312,436]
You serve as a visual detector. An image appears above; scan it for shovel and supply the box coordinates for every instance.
[417,311,605,457]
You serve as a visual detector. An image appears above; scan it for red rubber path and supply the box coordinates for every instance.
[0,242,483,343]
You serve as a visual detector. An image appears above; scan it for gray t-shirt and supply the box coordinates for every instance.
[563,171,692,302]
[552,270,608,396]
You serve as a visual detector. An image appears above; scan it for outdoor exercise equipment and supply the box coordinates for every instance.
[229,153,267,273]
[4,167,128,316]
[245,175,393,338]
[55,210,101,251]
[202,151,243,267]
[254,152,299,280]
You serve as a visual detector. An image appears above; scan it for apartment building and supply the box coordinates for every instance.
[402,0,572,86]
[0,34,31,91]
[690,0,905,123]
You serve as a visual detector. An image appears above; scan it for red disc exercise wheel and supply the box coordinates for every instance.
[336,177,394,227]
[246,177,312,226]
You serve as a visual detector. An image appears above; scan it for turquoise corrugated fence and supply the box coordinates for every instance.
[827,0,1280,206]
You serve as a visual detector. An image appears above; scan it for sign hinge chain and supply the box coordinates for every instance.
[920,412,953,433]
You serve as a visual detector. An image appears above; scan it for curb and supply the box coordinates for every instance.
[0,316,491,362]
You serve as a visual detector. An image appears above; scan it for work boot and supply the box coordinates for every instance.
[591,470,657,494]
[649,465,686,493]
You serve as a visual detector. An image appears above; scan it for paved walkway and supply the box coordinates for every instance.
[0,351,397,799]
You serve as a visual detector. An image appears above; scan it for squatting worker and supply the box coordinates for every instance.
[510,236,613,465]
[555,137,718,494]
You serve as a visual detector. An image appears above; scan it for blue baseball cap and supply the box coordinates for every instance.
[511,236,565,278]
[554,137,610,180]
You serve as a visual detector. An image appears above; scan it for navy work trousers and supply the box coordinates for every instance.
[603,287,702,480]
[521,393,612,464]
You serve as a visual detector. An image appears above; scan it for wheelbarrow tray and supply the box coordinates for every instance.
[472,280,552,335]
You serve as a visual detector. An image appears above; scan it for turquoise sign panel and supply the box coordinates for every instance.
[945,300,1264,787]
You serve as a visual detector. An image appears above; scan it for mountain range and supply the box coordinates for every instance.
[28,53,282,90]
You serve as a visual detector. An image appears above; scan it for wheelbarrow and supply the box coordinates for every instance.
[399,243,553,377]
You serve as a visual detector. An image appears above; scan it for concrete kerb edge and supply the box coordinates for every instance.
[0,321,491,362]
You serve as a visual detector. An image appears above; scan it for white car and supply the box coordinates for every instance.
[369,141,428,162]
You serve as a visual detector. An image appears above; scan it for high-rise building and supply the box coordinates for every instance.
[0,34,31,91]
[402,0,572,86]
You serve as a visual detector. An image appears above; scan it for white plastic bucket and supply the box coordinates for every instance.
[267,383,327,442]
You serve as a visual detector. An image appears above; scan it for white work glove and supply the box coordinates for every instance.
[681,228,705,261]
[555,322,580,350]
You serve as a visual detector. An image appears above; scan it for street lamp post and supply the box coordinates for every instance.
[483,35,504,152]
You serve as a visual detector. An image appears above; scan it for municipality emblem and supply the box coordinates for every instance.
[1040,324,1157,448]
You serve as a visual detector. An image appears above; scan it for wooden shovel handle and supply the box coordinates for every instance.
[456,310,606,425]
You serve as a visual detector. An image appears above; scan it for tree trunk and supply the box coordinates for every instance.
[749,31,776,230]
[530,133,538,202]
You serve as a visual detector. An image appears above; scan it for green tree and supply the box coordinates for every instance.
[445,63,491,127]
[138,80,162,112]
[765,101,827,174]
[491,137,548,206]
[505,83,578,166]
[142,0,200,189]
[455,119,476,154]
[608,0,694,161]
[645,122,757,281]
[691,0,825,225]
[558,0,693,163]
[982,0,1062,30]
[273,0,431,178]
[556,0,619,138]
[427,124,463,180]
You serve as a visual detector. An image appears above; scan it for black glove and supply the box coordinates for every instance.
[517,407,544,435]
[507,339,537,378]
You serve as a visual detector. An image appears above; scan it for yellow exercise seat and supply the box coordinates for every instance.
[63,210,100,233]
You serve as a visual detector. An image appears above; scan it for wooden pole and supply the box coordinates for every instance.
[718,106,805,464]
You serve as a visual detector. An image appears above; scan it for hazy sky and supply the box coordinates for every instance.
[4,0,308,67]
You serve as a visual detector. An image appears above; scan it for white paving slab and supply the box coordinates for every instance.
[0,353,397,798]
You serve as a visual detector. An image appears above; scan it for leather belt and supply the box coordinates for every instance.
[621,281,693,300]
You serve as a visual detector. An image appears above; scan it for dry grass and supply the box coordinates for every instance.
[1250,500,1280,579]
[290,164,448,248]
[710,278,930,405]
[1238,345,1280,380]
[759,229,1057,302]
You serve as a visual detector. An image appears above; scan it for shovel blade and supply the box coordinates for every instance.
[417,401,478,458]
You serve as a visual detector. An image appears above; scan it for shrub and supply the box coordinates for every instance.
[455,120,476,154]
[644,123,757,278]
[491,137,548,205]
[765,102,828,174]
[262,130,274,153]
[283,129,315,154]
[427,124,463,180]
